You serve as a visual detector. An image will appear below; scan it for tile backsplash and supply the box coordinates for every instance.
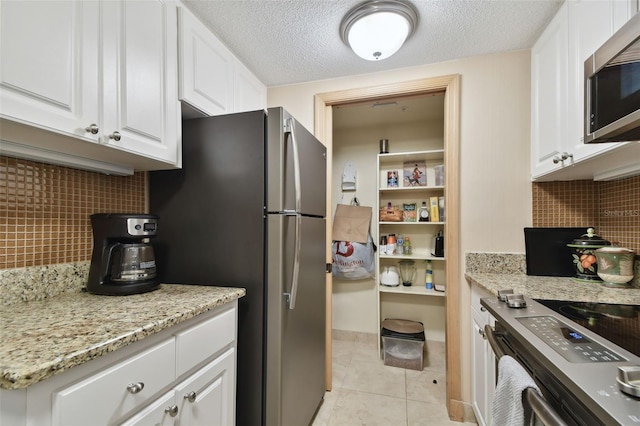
[0,156,146,269]
[532,175,640,253]
[2,156,638,270]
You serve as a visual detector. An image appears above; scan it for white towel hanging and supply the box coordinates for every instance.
[341,161,357,191]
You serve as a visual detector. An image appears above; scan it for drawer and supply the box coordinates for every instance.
[53,338,176,426]
[176,305,236,376]
[471,283,492,321]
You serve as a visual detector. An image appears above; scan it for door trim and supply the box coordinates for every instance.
[314,74,462,421]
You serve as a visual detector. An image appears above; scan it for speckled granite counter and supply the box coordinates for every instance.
[0,284,246,390]
[466,272,640,305]
[465,252,640,305]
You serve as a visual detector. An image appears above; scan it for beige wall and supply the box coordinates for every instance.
[267,49,533,404]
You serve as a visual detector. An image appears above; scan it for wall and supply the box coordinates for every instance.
[532,176,640,252]
[268,49,533,404]
[0,156,146,270]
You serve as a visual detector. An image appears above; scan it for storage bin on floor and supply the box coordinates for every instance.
[381,319,425,371]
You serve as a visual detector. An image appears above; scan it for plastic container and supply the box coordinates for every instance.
[425,260,433,290]
[381,319,425,371]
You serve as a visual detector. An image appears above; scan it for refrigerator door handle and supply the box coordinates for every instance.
[284,118,302,213]
[284,213,301,310]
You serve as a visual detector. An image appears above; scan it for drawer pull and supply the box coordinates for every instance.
[165,405,179,417]
[184,391,197,403]
[126,382,144,394]
[480,307,486,312]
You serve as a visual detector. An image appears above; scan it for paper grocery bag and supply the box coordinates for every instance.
[331,204,372,243]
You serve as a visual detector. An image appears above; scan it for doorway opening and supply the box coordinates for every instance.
[315,75,463,421]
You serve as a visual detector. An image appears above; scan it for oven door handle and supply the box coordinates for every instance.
[484,324,507,358]
[483,324,569,426]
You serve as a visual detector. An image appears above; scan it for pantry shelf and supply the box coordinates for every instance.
[379,186,445,192]
[379,221,445,226]
[379,285,446,297]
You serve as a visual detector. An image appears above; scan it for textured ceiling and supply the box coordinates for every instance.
[181,0,563,87]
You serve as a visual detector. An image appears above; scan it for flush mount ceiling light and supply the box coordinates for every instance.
[340,0,418,61]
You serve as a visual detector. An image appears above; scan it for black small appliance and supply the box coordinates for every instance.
[433,230,444,257]
[87,213,160,295]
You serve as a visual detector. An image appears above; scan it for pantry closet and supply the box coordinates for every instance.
[315,75,463,420]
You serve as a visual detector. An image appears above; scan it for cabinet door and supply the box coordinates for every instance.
[531,3,569,178]
[233,62,267,113]
[101,0,179,164]
[175,348,236,426]
[0,1,99,141]
[177,6,234,116]
[120,391,175,426]
[567,0,624,163]
[471,318,490,426]
[612,0,639,32]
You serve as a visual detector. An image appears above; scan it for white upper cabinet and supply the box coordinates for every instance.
[531,3,569,178]
[101,0,180,165]
[0,1,99,141]
[530,0,638,181]
[566,0,631,163]
[177,5,266,118]
[233,61,268,113]
[0,0,180,173]
[178,6,234,117]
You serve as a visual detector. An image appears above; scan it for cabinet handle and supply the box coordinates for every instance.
[552,152,573,164]
[480,306,486,312]
[184,391,197,403]
[109,131,122,142]
[164,405,179,417]
[84,124,99,134]
[478,328,485,338]
[126,382,144,394]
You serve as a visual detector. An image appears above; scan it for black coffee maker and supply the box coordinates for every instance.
[87,213,160,295]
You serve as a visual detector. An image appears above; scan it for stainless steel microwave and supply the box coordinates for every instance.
[584,12,640,144]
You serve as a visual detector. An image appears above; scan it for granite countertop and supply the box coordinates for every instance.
[466,272,640,305]
[0,284,246,390]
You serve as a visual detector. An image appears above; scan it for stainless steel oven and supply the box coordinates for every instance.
[482,294,640,426]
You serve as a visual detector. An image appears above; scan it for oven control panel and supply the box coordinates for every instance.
[517,316,625,363]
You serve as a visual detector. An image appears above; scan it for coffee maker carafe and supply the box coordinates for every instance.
[87,213,160,295]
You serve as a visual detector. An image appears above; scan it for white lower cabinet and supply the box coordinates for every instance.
[53,339,176,425]
[470,284,496,426]
[123,348,235,426]
[1,301,237,426]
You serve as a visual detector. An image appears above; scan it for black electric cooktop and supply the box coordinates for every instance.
[535,299,640,357]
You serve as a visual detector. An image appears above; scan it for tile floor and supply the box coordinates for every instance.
[311,332,477,426]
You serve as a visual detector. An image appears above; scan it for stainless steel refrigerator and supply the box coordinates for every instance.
[149,107,327,426]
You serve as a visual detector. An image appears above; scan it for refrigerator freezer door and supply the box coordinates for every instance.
[266,214,326,426]
[267,107,326,217]
[149,110,267,426]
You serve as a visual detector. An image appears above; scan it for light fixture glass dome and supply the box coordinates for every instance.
[341,0,418,61]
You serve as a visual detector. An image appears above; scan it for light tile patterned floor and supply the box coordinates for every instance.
[311,334,477,426]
